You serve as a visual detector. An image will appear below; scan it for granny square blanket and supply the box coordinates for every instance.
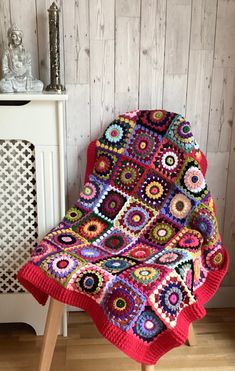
[18,110,229,365]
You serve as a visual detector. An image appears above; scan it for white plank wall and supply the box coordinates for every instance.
[0,0,235,293]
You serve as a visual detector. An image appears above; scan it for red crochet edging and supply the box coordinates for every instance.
[17,247,229,365]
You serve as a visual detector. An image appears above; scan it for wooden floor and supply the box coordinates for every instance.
[0,308,235,371]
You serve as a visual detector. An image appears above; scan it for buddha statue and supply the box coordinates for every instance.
[0,24,43,93]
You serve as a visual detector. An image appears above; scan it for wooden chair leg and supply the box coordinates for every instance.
[141,364,155,371]
[38,298,64,371]
[187,323,197,346]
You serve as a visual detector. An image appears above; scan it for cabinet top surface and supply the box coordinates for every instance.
[0,92,68,101]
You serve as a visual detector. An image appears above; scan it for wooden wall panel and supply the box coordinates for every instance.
[65,83,90,206]
[63,0,89,84]
[139,0,166,109]
[163,0,191,115]
[115,0,140,115]
[0,0,235,292]
[90,0,115,139]
[186,0,217,152]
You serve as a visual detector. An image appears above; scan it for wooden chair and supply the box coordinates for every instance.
[38,298,197,371]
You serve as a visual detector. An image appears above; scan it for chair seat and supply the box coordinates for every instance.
[18,109,229,365]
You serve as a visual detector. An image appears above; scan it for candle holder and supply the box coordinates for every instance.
[46,2,65,93]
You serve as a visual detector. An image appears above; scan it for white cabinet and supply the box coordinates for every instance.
[0,93,68,335]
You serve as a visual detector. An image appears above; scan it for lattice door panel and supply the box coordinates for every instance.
[0,140,38,293]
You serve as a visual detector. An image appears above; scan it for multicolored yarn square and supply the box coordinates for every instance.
[72,213,112,242]
[124,124,161,164]
[97,117,135,153]
[115,199,156,237]
[189,204,218,247]
[161,186,196,226]
[95,256,137,275]
[166,227,203,256]
[119,263,171,295]
[132,306,166,343]
[30,240,61,265]
[67,263,113,303]
[123,241,160,261]
[175,259,194,293]
[44,228,88,250]
[94,228,133,255]
[94,186,128,221]
[101,277,146,330]
[202,241,226,271]
[149,272,195,327]
[137,110,177,136]
[63,205,86,226]
[94,149,119,182]
[136,170,172,209]
[147,248,191,269]
[111,157,144,194]
[40,252,87,285]
[78,175,106,210]
[151,138,186,181]
[165,115,196,153]
[67,244,109,263]
[142,215,180,246]
[176,158,208,201]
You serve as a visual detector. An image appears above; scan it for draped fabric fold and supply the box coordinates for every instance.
[18,110,229,365]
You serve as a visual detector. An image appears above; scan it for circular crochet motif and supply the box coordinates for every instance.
[94,151,117,180]
[106,286,135,319]
[190,212,214,240]
[50,230,84,249]
[80,181,99,204]
[169,193,191,219]
[138,172,171,208]
[105,123,124,143]
[145,181,164,200]
[184,166,205,193]
[137,110,176,135]
[131,266,160,284]
[102,233,128,251]
[124,206,149,232]
[160,282,184,315]
[133,308,165,342]
[126,244,154,260]
[98,190,126,220]
[150,223,174,244]
[97,257,135,274]
[77,270,103,294]
[155,251,182,265]
[64,207,83,223]
[178,230,203,251]
[31,241,58,263]
[75,216,110,241]
[47,254,78,279]
[175,121,193,143]
[205,245,226,271]
[55,233,77,246]
[161,150,178,170]
[79,246,102,259]
[132,132,156,160]
[120,165,138,185]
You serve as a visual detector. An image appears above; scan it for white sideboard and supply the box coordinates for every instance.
[0,92,68,335]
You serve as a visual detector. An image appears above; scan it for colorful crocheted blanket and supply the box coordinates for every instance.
[18,110,229,365]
